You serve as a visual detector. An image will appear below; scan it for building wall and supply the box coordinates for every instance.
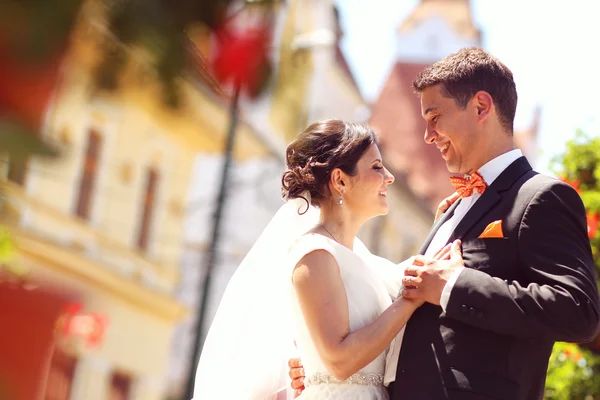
[0,32,243,400]
[17,247,179,400]
[23,78,196,293]
[303,0,367,124]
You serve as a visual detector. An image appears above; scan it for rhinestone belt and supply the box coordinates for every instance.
[305,372,384,387]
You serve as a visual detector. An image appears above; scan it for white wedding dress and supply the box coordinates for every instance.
[286,233,401,400]
[192,195,405,400]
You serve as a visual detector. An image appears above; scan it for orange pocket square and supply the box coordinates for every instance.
[478,220,504,238]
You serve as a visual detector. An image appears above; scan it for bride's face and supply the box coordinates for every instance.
[343,144,395,218]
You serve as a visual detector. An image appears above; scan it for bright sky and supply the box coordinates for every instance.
[335,0,600,174]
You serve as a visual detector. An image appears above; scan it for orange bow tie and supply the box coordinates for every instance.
[450,171,488,198]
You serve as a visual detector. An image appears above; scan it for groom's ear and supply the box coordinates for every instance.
[473,90,493,121]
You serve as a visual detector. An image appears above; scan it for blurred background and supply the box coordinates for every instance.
[1,0,599,399]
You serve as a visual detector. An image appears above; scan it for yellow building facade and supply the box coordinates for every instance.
[0,7,268,400]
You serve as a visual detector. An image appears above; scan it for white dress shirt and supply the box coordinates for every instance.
[433,149,523,310]
[384,149,523,385]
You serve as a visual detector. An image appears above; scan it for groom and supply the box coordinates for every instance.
[290,47,600,399]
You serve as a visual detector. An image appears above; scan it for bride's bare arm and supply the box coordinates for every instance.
[292,250,420,382]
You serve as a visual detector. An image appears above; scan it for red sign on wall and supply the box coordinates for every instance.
[0,279,78,400]
[56,303,109,348]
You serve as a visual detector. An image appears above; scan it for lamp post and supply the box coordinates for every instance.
[184,79,241,400]
[183,18,336,399]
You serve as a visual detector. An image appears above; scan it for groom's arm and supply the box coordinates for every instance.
[446,181,600,341]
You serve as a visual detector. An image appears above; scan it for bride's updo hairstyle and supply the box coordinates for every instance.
[281,119,377,209]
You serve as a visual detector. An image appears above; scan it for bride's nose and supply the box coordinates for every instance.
[384,168,395,184]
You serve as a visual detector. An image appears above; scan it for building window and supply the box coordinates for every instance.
[75,130,102,220]
[109,372,133,400]
[44,349,77,400]
[136,167,159,251]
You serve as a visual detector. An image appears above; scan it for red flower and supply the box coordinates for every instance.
[587,213,598,238]
[210,23,271,95]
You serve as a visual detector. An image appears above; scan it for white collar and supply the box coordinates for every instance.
[475,149,523,186]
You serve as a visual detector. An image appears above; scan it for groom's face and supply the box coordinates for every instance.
[420,84,481,175]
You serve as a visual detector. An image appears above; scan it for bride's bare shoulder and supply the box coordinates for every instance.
[292,248,338,286]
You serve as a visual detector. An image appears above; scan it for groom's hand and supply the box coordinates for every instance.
[288,357,305,397]
[401,240,463,305]
[435,192,460,222]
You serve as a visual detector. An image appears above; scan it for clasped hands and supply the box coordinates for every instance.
[400,191,464,305]
[401,239,464,306]
[289,194,464,396]
[288,240,465,397]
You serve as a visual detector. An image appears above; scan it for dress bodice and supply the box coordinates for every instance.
[287,234,395,399]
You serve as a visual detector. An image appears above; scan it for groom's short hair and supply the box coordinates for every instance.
[412,47,518,134]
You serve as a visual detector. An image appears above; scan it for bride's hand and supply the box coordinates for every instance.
[435,192,460,222]
[432,241,456,261]
[401,256,426,307]
[401,240,462,306]
[288,357,305,397]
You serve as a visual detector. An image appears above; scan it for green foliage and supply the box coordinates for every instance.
[551,130,600,194]
[0,0,83,63]
[0,224,29,278]
[545,342,600,399]
[581,191,600,215]
[0,226,15,264]
[552,131,600,274]
[546,131,600,398]
[2,0,276,108]
[0,118,59,161]
[1,0,278,146]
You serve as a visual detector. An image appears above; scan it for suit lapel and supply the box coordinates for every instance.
[449,186,500,241]
[449,156,533,241]
[418,199,461,255]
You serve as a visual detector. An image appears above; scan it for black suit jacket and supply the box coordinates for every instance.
[388,157,600,400]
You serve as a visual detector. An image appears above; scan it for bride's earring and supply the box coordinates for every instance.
[337,189,344,206]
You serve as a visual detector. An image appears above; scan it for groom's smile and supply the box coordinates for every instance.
[438,142,450,158]
[419,84,492,175]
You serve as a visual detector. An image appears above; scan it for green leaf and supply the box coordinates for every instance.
[0,226,15,263]
[545,342,600,399]
[0,118,60,160]
[547,131,600,398]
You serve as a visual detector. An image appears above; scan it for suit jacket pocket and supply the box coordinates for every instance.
[461,238,513,275]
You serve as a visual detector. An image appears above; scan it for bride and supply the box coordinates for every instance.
[192,119,459,399]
